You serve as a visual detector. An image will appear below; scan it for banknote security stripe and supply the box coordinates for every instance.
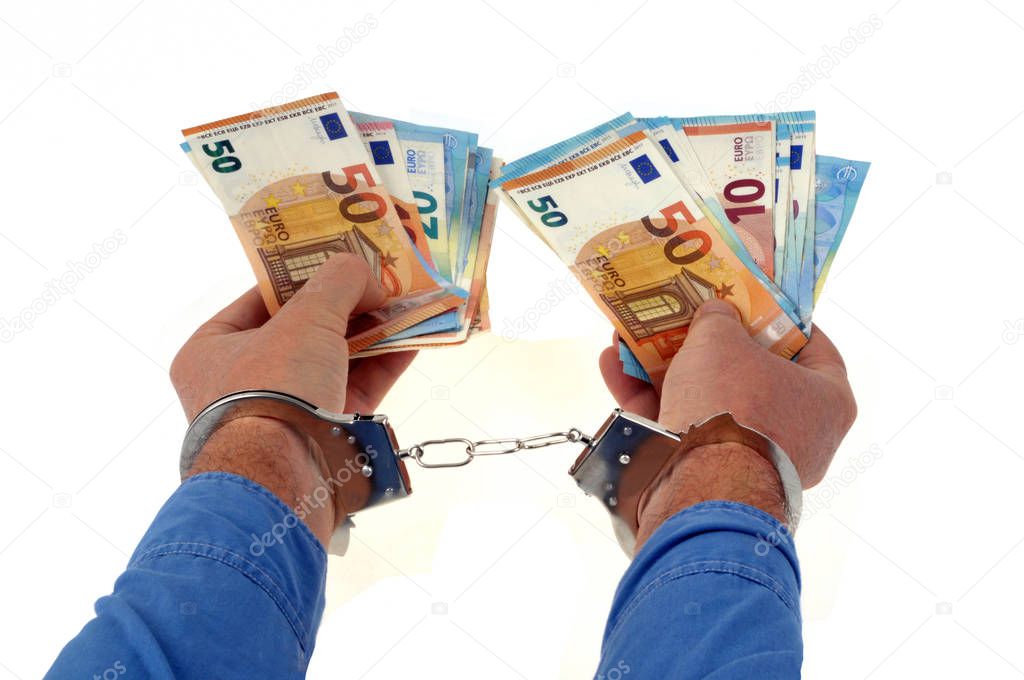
[676,110,815,127]
[354,121,393,132]
[181,92,341,137]
[681,121,773,137]
[499,131,649,190]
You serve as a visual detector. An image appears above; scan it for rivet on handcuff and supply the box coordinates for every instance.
[180,390,802,555]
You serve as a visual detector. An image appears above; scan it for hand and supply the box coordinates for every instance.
[171,253,416,422]
[599,299,856,549]
[170,254,417,543]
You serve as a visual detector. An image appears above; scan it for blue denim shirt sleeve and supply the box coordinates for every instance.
[45,472,327,680]
[595,501,802,680]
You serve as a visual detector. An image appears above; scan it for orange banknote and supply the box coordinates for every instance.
[495,130,806,385]
[181,93,461,352]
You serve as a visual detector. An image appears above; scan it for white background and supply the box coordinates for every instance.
[0,0,1021,677]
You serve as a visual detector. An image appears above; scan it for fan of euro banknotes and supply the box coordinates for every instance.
[492,112,869,385]
[180,92,497,356]
[180,92,867,382]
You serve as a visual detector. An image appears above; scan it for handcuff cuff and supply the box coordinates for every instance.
[181,390,803,555]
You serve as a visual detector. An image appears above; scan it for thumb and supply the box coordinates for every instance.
[684,299,749,347]
[271,253,388,335]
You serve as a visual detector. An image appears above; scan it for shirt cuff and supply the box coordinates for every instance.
[605,500,801,638]
[128,472,328,654]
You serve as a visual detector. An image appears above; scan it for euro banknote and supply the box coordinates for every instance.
[783,116,817,325]
[494,130,808,386]
[351,113,451,280]
[456,146,494,283]
[180,92,464,352]
[358,156,500,354]
[774,125,792,279]
[641,118,748,248]
[618,150,869,383]
[674,116,777,279]
[352,119,496,351]
[813,156,870,301]
[356,120,433,268]
[495,114,792,317]
[618,339,651,383]
[370,148,496,349]
[351,113,476,284]
[180,92,863,375]
[641,117,798,321]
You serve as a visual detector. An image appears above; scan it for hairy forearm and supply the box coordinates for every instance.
[185,417,338,545]
[635,442,786,550]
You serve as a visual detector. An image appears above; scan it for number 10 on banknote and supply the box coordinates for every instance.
[494,131,806,386]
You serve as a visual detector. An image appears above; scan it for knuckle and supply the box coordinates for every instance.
[805,468,827,489]
[169,351,187,385]
[843,388,858,429]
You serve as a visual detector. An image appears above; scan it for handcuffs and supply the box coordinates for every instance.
[181,390,803,555]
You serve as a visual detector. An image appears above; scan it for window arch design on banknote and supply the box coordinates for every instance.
[181,92,499,355]
[257,227,388,306]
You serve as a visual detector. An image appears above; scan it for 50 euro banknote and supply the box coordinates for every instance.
[180,92,463,352]
[493,130,807,386]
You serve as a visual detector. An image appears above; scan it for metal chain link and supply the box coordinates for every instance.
[398,428,592,469]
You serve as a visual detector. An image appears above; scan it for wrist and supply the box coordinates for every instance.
[635,441,786,550]
[185,416,339,546]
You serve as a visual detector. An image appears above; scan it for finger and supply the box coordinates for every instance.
[196,286,270,336]
[795,324,848,377]
[682,299,750,348]
[271,253,388,334]
[345,351,419,413]
[599,345,660,419]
